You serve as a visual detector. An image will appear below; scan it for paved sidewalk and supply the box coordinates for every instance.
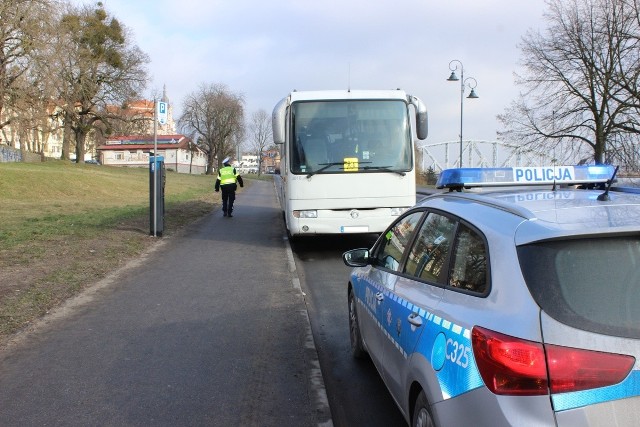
[0,179,332,426]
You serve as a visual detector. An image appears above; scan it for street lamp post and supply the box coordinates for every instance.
[447,60,479,168]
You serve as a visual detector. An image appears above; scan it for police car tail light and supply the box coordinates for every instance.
[545,344,635,394]
[472,327,636,396]
[472,326,548,396]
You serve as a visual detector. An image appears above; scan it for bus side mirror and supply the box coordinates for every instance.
[408,95,428,140]
[272,97,287,144]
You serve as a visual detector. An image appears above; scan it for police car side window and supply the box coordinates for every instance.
[373,212,423,272]
[448,223,488,294]
[404,212,456,285]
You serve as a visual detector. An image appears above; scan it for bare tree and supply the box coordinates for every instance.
[178,83,245,175]
[8,73,50,155]
[0,0,54,139]
[248,109,273,176]
[95,100,156,141]
[9,4,67,157]
[498,0,640,167]
[50,2,149,162]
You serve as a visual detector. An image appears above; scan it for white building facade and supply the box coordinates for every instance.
[97,134,207,174]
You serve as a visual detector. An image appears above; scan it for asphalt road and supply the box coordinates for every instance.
[291,235,407,426]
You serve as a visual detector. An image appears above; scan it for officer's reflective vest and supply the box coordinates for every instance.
[219,166,238,185]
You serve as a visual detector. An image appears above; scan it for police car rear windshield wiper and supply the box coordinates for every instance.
[363,165,406,177]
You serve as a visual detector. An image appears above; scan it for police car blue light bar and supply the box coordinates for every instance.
[436,165,616,189]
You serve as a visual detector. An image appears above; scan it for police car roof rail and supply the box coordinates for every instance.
[428,191,537,219]
[611,185,640,195]
[436,165,616,191]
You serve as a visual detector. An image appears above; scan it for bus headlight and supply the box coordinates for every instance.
[390,207,408,216]
[293,210,318,218]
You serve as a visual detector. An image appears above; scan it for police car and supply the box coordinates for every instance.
[343,165,640,427]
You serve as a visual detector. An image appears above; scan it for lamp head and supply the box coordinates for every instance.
[447,71,459,81]
[467,88,479,99]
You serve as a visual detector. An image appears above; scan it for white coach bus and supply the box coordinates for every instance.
[272,89,428,237]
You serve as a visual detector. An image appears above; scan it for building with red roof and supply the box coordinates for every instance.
[96,134,207,174]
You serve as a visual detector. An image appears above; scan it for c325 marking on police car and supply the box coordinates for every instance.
[446,338,471,369]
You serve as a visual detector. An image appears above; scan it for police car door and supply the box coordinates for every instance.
[431,220,490,401]
[365,211,425,376]
[381,211,453,403]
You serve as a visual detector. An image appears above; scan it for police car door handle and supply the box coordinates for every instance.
[375,292,384,302]
[408,313,423,327]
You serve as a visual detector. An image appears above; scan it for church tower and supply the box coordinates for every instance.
[158,84,176,135]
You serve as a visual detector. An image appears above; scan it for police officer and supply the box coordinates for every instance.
[215,157,244,217]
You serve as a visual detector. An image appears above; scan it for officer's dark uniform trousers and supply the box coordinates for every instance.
[220,183,237,215]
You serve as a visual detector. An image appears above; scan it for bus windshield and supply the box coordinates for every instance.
[290,100,412,175]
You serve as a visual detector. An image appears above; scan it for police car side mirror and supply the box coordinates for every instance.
[343,248,370,267]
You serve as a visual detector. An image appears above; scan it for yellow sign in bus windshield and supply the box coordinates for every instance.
[344,157,359,172]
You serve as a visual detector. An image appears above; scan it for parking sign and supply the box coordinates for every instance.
[158,101,167,125]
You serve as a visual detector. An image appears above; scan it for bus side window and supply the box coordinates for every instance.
[292,136,305,171]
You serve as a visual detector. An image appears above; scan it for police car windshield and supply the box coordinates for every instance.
[517,236,640,339]
[290,100,412,175]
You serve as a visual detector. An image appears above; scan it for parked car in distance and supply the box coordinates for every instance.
[344,165,640,427]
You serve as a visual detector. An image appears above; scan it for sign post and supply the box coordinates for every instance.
[151,100,167,237]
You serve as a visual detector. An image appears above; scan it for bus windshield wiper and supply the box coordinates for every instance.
[306,162,345,178]
[362,165,406,176]
[306,162,405,178]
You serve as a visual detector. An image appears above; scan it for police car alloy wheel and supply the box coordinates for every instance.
[412,391,435,427]
[348,289,366,359]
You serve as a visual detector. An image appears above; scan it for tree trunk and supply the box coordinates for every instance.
[594,122,606,164]
[75,129,86,162]
[206,151,215,175]
[62,112,72,160]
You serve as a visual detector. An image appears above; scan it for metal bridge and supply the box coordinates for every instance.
[417,140,560,172]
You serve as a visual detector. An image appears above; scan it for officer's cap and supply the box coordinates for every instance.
[222,157,230,164]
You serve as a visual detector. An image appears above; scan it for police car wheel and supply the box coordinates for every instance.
[348,289,366,359]
[412,391,435,427]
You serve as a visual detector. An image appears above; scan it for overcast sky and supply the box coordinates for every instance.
[90,0,548,146]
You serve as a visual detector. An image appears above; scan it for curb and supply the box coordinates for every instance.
[284,236,334,427]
